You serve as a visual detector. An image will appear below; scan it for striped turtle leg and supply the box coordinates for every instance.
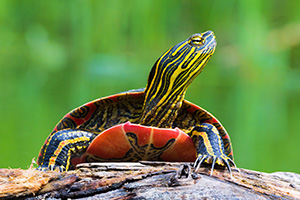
[188,123,236,176]
[37,130,96,171]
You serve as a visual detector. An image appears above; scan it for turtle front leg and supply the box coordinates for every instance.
[37,129,96,171]
[188,123,236,176]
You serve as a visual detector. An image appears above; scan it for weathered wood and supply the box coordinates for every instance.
[0,162,299,199]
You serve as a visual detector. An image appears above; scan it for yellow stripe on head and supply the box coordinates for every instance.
[140,31,217,128]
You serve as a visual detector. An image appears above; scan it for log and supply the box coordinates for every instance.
[0,162,299,199]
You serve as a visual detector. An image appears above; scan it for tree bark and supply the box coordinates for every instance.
[0,162,299,199]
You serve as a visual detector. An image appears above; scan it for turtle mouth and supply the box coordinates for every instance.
[202,31,217,48]
[206,39,217,53]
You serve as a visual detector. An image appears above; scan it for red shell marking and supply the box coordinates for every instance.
[80,121,196,163]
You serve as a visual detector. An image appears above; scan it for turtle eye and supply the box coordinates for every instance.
[189,35,204,46]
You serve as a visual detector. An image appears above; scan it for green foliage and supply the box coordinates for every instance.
[0,0,299,173]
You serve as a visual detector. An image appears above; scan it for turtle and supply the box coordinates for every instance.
[37,30,235,175]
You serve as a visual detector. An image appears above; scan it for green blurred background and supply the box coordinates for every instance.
[0,0,299,173]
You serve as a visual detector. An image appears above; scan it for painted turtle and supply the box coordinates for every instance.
[37,31,235,175]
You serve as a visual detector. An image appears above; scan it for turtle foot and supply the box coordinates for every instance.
[36,164,67,172]
[194,154,236,178]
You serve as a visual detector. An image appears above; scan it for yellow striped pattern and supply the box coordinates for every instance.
[139,31,216,128]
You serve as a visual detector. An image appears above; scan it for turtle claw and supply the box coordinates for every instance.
[50,164,55,171]
[210,157,216,176]
[222,157,232,179]
[194,154,208,171]
[36,164,66,172]
[49,165,66,172]
[36,166,47,171]
[227,157,237,168]
[194,154,236,179]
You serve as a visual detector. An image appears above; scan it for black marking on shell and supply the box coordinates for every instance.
[84,148,140,162]
[56,118,77,130]
[93,98,114,107]
[126,132,149,158]
[69,106,90,118]
[126,131,175,161]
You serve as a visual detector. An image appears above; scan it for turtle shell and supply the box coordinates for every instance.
[39,89,233,165]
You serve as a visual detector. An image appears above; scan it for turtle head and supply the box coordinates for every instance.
[140,31,217,128]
